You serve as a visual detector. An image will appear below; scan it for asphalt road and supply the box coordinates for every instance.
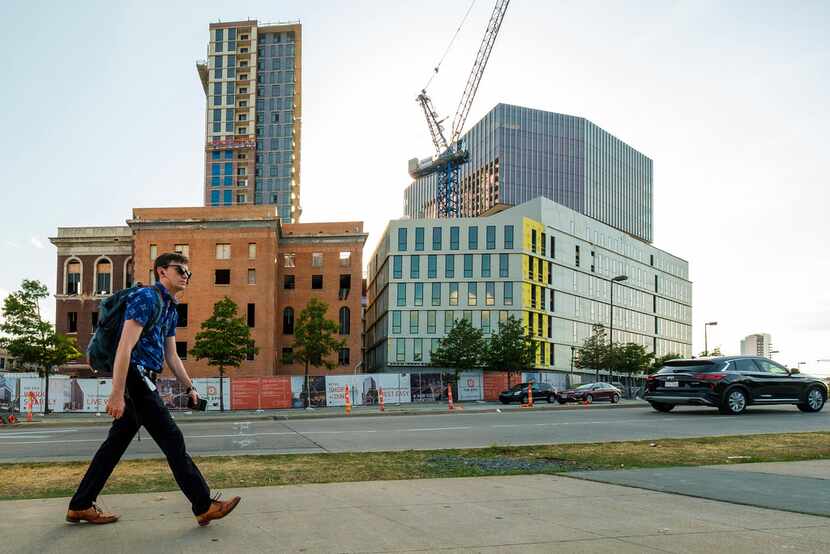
[1,404,828,463]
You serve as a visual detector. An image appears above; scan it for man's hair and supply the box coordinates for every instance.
[153,252,189,280]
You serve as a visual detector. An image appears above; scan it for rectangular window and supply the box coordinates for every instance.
[396,338,406,362]
[432,227,442,250]
[481,254,491,278]
[529,255,535,280]
[463,254,473,278]
[393,255,403,279]
[504,282,513,305]
[548,315,553,339]
[431,338,440,355]
[531,285,537,309]
[468,226,478,250]
[67,311,78,333]
[481,310,491,334]
[176,303,188,327]
[449,283,459,305]
[427,255,437,279]
[415,227,424,251]
[550,289,555,311]
[575,245,581,267]
[339,251,351,267]
[537,313,543,337]
[431,283,441,306]
[463,310,472,323]
[541,232,546,257]
[548,261,553,285]
[410,311,419,333]
[248,243,257,259]
[176,341,188,360]
[174,244,189,257]
[397,227,408,251]
[444,311,455,333]
[149,244,158,261]
[486,282,495,306]
[467,282,477,306]
[499,311,508,324]
[551,235,556,258]
[215,269,231,285]
[284,275,295,289]
[504,225,514,249]
[486,225,496,249]
[91,311,99,332]
[427,311,436,333]
[247,268,256,284]
[216,243,231,259]
[410,255,420,279]
[397,283,406,306]
[247,303,256,327]
[531,229,537,253]
[284,253,295,268]
[445,254,455,278]
[414,283,424,306]
[312,275,323,289]
[499,253,509,278]
[338,348,350,366]
[450,226,460,250]
[392,311,401,334]
[413,338,423,362]
[312,252,323,267]
[281,348,294,364]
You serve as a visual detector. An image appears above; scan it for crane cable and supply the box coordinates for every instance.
[422,0,478,92]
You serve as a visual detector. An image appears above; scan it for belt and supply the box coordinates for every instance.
[134,364,159,383]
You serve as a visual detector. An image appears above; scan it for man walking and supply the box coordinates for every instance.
[67,252,240,526]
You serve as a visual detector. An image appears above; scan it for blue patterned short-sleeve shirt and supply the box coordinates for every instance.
[124,283,178,372]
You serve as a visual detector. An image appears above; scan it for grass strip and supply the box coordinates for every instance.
[2,431,829,501]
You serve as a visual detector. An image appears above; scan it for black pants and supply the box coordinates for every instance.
[69,369,212,516]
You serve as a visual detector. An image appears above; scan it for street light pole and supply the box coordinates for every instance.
[570,345,575,388]
[704,321,718,356]
[609,275,628,383]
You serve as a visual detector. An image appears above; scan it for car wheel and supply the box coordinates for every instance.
[585,394,593,404]
[720,388,748,415]
[649,402,675,413]
[611,393,620,404]
[500,399,510,405]
[546,394,554,403]
[798,387,826,413]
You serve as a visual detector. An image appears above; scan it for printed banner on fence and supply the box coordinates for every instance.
[325,374,412,407]
[291,376,326,408]
[18,377,70,413]
[66,379,113,412]
[193,378,231,411]
[458,371,483,401]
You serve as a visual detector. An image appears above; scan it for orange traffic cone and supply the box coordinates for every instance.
[7,414,15,425]
[379,387,385,412]
[26,392,34,422]
[447,385,454,411]
[344,385,352,415]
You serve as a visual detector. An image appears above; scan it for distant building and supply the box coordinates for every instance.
[740,333,772,358]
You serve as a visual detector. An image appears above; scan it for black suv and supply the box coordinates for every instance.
[644,356,828,415]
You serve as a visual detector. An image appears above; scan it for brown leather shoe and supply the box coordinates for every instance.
[66,503,119,524]
[196,494,241,527]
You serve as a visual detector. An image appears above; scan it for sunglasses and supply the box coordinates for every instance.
[165,265,192,281]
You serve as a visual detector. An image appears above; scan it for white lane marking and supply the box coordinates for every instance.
[402,426,471,432]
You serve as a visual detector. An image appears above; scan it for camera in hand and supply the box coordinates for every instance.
[187,395,208,411]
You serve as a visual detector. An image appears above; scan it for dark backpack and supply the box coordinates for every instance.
[87,284,164,374]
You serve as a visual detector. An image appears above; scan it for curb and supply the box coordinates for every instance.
[6,401,649,428]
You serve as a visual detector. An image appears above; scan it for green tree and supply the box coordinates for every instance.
[608,342,654,394]
[575,324,609,381]
[649,352,683,374]
[699,346,723,357]
[483,315,537,387]
[292,298,345,408]
[431,317,485,384]
[190,297,258,411]
[0,280,82,414]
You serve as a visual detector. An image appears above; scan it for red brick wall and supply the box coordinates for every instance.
[484,371,510,401]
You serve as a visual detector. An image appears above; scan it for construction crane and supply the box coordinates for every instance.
[408,0,510,218]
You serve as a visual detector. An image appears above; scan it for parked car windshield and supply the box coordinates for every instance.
[576,384,594,390]
[509,383,526,391]
[658,361,720,373]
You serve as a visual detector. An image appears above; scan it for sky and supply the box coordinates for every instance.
[1,0,828,374]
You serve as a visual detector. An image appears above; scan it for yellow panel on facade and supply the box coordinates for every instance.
[521,282,531,309]
[522,217,544,254]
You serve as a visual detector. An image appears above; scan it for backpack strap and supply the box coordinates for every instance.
[142,286,166,337]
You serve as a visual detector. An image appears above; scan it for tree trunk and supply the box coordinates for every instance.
[304,361,310,408]
[219,367,225,411]
[43,367,50,415]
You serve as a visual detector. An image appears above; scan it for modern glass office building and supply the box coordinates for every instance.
[366,197,691,373]
[198,20,302,223]
[404,104,654,243]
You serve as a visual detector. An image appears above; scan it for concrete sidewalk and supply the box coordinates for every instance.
[2,474,829,553]
[5,399,646,428]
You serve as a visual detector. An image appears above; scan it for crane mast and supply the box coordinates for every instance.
[409,0,510,218]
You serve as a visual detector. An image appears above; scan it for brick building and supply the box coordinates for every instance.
[51,206,366,378]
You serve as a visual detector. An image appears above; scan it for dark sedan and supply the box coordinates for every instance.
[498,383,557,404]
[644,356,828,415]
[557,382,621,404]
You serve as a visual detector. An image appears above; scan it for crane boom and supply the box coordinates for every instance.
[416,91,448,154]
[450,0,510,144]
